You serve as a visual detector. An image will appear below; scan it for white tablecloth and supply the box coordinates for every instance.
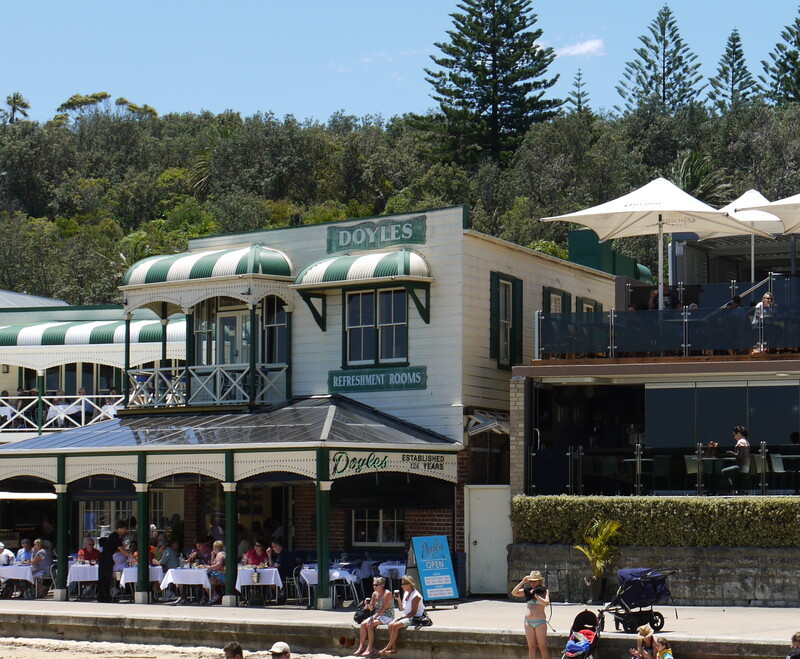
[300,566,358,587]
[0,565,35,583]
[378,561,406,578]
[235,567,282,592]
[67,564,98,585]
[160,568,210,590]
[120,565,163,587]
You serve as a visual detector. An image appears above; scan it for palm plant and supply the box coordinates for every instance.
[573,518,621,579]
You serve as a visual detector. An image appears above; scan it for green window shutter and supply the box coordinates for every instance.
[542,286,551,313]
[575,297,586,313]
[512,278,523,365]
[489,272,499,359]
[594,301,603,313]
[563,292,572,313]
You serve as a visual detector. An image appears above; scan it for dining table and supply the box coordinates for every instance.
[377,561,406,579]
[160,567,211,591]
[235,566,282,592]
[120,565,163,588]
[66,563,98,585]
[0,564,35,583]
[300,564,360,607]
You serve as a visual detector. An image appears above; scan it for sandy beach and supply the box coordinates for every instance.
[1,637,339,659]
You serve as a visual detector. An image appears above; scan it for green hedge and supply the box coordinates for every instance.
[511,495,800,548]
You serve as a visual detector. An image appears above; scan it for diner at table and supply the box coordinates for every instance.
[77,537,100,563]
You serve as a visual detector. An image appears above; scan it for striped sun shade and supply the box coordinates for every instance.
[123,244,292,286]
[0,319,185,347]
[294,249,430,288]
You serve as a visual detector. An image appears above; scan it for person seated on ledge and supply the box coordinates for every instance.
[78,537,100,562]
[353,576,393,657]
[786,631,800,659]
[378,575,425,656]
[630,623,655,659]
[223,641,243,659]
[654,637,674,659]
[268,641,291,658]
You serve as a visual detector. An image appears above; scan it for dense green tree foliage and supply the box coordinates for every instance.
[616,5,704,114]
[2,4,800,304]
[423,0,560,162]
[708,29,762,114]
[761,7,800,104]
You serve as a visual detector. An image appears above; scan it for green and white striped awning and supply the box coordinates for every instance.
[0,319,185,347]
[294,249,431,289]
[123,244,292,286]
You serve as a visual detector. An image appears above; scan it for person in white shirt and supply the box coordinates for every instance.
[0,542,14,566]
[378,575,425,656]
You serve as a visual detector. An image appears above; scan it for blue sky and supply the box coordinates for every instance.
[3,1,795,122]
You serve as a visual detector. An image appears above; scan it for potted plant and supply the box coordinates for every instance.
[574,518,621,603]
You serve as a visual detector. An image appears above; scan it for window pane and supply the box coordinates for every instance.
[348,294,361,327]
[380,291,393,325]
[361,293,375,325]
[363,328,376,362]
[349,329,363,362]
[393,290,406,322]
[81,363,94,394]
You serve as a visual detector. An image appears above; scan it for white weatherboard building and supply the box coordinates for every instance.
[0,206,615,604]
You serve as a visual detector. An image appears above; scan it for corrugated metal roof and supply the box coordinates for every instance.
[0,290,68,308]
[123,244,292,286]
[0,318,185,347]
[0,396,459,453]
[294,250,430,288]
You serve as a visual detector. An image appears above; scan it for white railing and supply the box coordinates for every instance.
[127,364,288,408]
[0,395,124,432]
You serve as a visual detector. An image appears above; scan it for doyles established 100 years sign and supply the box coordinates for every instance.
[329,450,458,483]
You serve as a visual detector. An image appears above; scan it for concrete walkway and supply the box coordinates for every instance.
[0,598,796,658]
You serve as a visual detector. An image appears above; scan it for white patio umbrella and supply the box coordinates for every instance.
[695,190,783,282]
[541,177,772,309]
[738,191,800,234]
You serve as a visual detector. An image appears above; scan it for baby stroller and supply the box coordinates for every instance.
[561,609,599,659]
[598,568,677,633]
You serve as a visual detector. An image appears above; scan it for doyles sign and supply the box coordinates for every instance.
[327,215,426,253]
[328,366,426,393]
[330,450,457,482]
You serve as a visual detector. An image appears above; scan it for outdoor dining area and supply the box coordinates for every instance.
[555,443,800,497]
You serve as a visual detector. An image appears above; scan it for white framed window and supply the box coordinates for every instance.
[264,296,288,365]
[352,508,405,546]
[346,289,408,366]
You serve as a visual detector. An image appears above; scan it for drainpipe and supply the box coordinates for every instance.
[36,370,44,435]
[249,304,257,404]
[123,313,131,407]
[316,446,331,609]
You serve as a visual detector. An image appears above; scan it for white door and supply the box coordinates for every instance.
[466,484,513,595]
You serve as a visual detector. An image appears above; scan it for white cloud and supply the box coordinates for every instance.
[556,38,606,57]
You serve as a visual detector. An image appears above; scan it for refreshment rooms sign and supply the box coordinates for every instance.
[327,215,426,253]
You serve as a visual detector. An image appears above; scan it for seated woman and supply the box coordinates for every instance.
[205,540,226,604]
[353,576,393,657]
[243,539,268,566]
[30,538,54,597]
[378,575,424,656]
[630,623,655,659]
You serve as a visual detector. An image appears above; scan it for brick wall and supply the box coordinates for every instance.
[509,543,800,606]
[293,484,317,551]
[406,509,453,546]
[183,484,202,546]
[509,376,526,496]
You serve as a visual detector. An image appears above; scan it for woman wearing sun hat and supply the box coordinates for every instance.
[630,623,655,659]
[511,570,550,659]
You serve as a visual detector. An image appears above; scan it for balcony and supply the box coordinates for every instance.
[530,443,800,496]
[127,364,288,408]
[536,307,800,360]
[0,394,124,434]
